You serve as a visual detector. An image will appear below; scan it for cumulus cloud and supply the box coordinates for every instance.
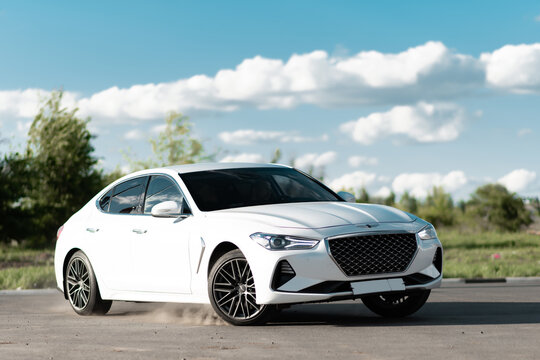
[16,120,31,134]
[0,89,78,119]
[219,129,328,145]
[373,186,392,198]
[1,41,539,122]
[219,153,265,163]
[391,170,467,198]
[0,41,484,121]
[348,155,378,167]
[481,43,540,92]
[124,129,145,140]
[498,169,537,192]
[329,171,377,192]
[340,102,465,145]
[151,124,167,134]
[294,151,337,171]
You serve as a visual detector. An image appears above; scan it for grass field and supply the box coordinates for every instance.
[1,231,539,289]
[0,247,55,290]
[439,231,540,278]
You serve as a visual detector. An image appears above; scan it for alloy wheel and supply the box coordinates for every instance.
[67,257,91,310]
[212,258,263,320]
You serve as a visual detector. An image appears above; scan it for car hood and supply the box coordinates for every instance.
[211,202,415,230]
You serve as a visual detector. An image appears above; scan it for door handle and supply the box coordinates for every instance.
[86,228,99,233]
[132,229,147,234]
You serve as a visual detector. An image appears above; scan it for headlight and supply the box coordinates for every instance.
[418,224,438,240]
[250,233,320,250]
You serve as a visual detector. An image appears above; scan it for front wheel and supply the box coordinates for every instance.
[361,290,431,317]
[65,251,112,315]
[208,249,274,325]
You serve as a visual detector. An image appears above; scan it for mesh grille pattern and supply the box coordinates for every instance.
[328,233,418,276]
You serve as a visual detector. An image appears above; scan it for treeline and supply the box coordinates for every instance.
[0,92,209,248]
[1,92,537,248]
[351,185,537,232]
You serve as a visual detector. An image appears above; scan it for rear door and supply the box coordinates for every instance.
[94,176,148,291]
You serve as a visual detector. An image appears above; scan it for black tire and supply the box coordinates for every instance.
[361,290,431,317]
[65,251,112,316]
[208,249,274,325]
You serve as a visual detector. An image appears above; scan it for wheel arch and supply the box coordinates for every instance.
[207,241,239,277]
[62,248,82,299]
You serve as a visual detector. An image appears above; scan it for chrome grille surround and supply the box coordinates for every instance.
[326,231,419,277]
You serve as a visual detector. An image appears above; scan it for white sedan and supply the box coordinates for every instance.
[54,163,443,325]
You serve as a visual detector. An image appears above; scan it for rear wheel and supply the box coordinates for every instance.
[65,251,112,315]
[208,249,274,325]
[361,290,430,317]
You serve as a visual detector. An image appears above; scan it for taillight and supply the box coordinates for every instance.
[57,225,64,241]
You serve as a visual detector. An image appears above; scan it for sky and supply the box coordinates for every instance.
[0,0,539,200]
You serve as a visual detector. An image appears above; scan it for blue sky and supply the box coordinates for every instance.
[1,1,539,200]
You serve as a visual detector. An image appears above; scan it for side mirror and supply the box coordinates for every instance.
[337,191,356,203]
[151,201,182,218]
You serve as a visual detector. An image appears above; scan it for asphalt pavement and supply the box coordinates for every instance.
[1,281,539,359]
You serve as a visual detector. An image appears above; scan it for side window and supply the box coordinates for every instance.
[143,175,186,214]
[109,177,148,214]
[99,188,113,212]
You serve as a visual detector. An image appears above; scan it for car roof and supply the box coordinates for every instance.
[163,162,290,174]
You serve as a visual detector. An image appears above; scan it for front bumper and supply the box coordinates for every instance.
[253,230,443,305]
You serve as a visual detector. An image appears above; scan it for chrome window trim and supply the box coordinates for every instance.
[95,172,193,216]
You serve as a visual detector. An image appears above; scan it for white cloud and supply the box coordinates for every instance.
[16,120,31,134]
[124,129,144,140]
[340,102,465,145]
[219,129,328,145]
[481,43,540,92]
[219,153,265,163]
[0,41,485,122]
[329,171,377,192]
[498,169,537,193]
[373,186,392,198]
[294,151,337,171]
[151,124,167,134]
[1,42,539,122]
[348,155,378,167]
[536,15,540,22]
[392,170,467,198]
[0,89,78,119]
[517,128,532,137]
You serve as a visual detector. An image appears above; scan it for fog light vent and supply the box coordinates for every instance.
[433,248,442,274]
[272,260,296,290]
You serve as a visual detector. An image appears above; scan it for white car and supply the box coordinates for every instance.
[54,163,443,325]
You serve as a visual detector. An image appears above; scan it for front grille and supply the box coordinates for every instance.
[328,233,418,276]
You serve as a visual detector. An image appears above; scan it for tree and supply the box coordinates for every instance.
[384,191,396,206]
[129,112,213,170]
[418,186,455,227]
[398,191,418,214]
[270,148,282,163]
[0,153,33,243]
[357,187,370,203]
[26,91,103,247]
[466,184,532,232]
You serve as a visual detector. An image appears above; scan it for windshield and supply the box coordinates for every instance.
[180,167,342,211]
